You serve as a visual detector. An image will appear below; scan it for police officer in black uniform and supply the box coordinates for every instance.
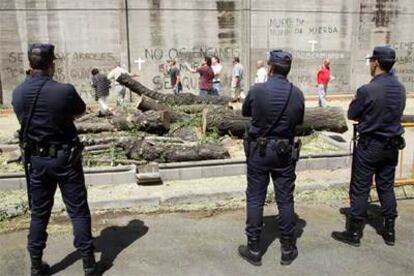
[238,50,305,266]
[332,46,406,247]
[12,43,98,276]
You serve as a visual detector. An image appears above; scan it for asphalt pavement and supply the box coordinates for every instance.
[1,200,413,275]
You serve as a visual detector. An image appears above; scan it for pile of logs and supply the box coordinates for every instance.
[72,74,349,164]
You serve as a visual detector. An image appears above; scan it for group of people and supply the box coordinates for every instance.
[12,43,406,275]
[239,46,406,266]
[163,56,245,99]
[90,65,137,115]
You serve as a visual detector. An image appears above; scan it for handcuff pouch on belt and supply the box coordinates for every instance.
[256,137,268,157]
[68,138,84,166]
[390,136,405,150]
[291,139,302,161]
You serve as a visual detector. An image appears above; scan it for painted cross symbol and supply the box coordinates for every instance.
[308,40,318,52]
[134,58,146,71]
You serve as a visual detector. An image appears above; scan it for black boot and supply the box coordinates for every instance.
[382,218,395,246]
[30,255,50,276]
[280,236,298,266]
[83,254,99,276]
[238,239,262,266]
[332,217,363,247]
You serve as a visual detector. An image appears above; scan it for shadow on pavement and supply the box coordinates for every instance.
[261,214,307,255]
[50,219,148,275]
[339,204,384,234]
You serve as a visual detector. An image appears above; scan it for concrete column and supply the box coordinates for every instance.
[0,73,3,105]
[241,0,251,89]
[349,0,361,92]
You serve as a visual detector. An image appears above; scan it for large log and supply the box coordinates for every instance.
[136,95,189,122]
[122,137,230,162]
[204,107,348,137]
[174,104,223,114]
[75,122,114,134]
[111,110,171,135]
[117,74,233,105]
[76,110,170,135]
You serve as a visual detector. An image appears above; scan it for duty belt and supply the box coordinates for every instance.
[29,144,65,157]
[29,140,79,158]
[248,136,293,144]
[359,133,405,150]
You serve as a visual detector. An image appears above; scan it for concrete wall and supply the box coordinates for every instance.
[0,0,413,105]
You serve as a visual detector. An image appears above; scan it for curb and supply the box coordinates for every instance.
[158,154,351,182]
[0,155,351,190]
[62,181,349,212]
[0,165,137,190]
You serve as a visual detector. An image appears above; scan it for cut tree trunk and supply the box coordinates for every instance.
[75,122,115,134]
[111,110,171,135]
[136,95,189,122]
[122,137,230,162]
[117,74,233,105]
[174,104,223,114]
[203,106,348,137]
[76,110,170,135]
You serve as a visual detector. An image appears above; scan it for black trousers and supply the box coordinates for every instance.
[245,140,297,240]
[350,137,399,220]
[27,149,94,256]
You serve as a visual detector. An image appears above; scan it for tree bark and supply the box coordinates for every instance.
[117,74,233,106]
[136,95,189,122]
[76,110,170,135]
[111,110,171,135]
[122,137,230,162]
[75,122,115,134]
[174,104,223,114]
[203,106,348,137]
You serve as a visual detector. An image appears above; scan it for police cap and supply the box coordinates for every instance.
[367,46,396,61]
[267,50,292,65]
[28,43,58,69]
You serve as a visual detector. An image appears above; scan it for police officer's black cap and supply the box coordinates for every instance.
[267,50,292,65]
[366,46,396,61]
[28,43,58,69]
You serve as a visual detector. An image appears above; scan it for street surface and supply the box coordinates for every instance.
[0,200,413,275]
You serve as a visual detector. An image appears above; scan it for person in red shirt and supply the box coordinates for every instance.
[189,56,215,96]
[316,59,331,107]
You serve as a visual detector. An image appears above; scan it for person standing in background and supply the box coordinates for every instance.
[188,56,215,96]
[212,56,223,96]
[255,60,268,84]
[231,57,244,100]
[91,68,111,116]
[107,64,138,106]
[163,60,183,95]
[316,59,331,107]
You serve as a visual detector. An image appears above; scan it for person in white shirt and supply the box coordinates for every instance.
[255,60,268,83]
[107,64,137,106]
[231,57,244,100]
[211,56,223,96]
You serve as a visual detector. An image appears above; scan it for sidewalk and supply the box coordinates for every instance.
[0,168,353,219]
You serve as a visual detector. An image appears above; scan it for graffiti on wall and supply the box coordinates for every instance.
[142,46,240,94]
[392,41,414,84]
[269,17,339,37]
[1,51,118,99]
